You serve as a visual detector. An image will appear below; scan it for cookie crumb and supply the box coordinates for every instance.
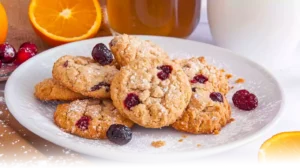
[225,74,233,79]
[197,144,201,147]
[178,139,184,142]
[181,134,188,138]
[228,118,235,123]
[151,140,166,148]
[199,57,206,63]
[220,69,225,73]
[213,130,220,135]
[235,78,245,84]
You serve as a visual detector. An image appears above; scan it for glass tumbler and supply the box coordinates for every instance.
[102,0,201,38]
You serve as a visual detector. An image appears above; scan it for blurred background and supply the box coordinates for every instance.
[0,0,210,52]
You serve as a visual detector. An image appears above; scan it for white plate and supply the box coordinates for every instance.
[5,36,284,162]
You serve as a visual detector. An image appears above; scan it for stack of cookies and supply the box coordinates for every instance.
[34,34,232,145]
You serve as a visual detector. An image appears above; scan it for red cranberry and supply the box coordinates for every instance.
[0,43,17,63]
[232,89,258,111]
[210,92,223,102]
[157,65,173,80]
[91,43,113,65]
[90,82,110,92]
[106,124,132,145]
[191,74,208,84]
[109,40,116,47]
[124,93,140,110]
[14,48,35,65]
[157,65,173,74]
[0,60,2,68]
[157,71,170,80]
[75,116,91,131]
[192,87,196,92]
[20,42,38,54]
[63,61,68,67]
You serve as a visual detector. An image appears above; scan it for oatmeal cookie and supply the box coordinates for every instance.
[110,57,192,128]
[54,99,134,139]
[52,55,119,99]
[34,78,86,101]
[172,89,232,134]
[109,34,169,66]
[172,57,232,134]
[173,57,229,95]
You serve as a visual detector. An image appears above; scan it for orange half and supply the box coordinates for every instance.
[0,3,8,43]
[258,131,300,163]
[29,0,102,46]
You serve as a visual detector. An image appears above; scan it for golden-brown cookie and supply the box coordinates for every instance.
[173,57,230,95]
[34,78,86,101]
[110,57,192,128]
[52,55,119,99]
[172,57,231,134]
[172,90,232,134]
[109,34,169,67]
[172,57,232,134]
[54,99,134,139]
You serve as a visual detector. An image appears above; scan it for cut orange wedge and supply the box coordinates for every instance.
[28,0,102,46]
[258,132,300,163]
[0,3,8,44]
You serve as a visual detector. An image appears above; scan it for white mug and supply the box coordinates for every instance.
[208,0,300,70]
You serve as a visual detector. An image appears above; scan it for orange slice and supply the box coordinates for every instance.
[258,131,300,163]
[0,3,8,44]
[28,0,102,46]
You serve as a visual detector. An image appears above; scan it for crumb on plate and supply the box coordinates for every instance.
[235,78,245,84]
[181,134,188,138]
[213,130,220,135]
[151,140,166,148]
[226,74,233,79]
[228,118,235,123]
[178,139,184,142]
[197,144,201,147]
[199,57,206,63]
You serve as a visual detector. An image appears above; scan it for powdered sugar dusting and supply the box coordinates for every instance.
[8,45,283,159]
[37,160,47,168]
[0,160,50,168]
[0,96,3,115]
[0,96,5,103]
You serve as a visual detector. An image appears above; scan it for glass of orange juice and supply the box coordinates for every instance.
[102,0,201,38]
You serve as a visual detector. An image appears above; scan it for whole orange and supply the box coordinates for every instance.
[0,3,8,44]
